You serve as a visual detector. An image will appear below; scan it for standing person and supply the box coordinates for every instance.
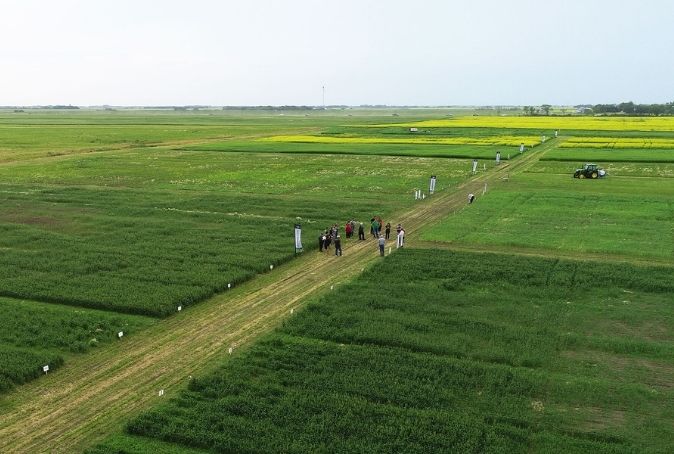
[397,228,405,249]
[371,218,379,238]
[396,223,402,237]
[345,221,352,239]
[324,231,332,252]
[378,235,386,256]
[334,235,342,256]
[319,231,326,252]
[385,222,391,240]
[358,222,365,240]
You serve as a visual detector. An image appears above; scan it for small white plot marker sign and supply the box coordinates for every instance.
[228,347,233,355]
[42,365,49,374]
[158,389,164,397]
[389,247,392,255]
[269,264,274,270]
[228,283,231,289]
[177,305,182,312]
[290,308,294,314]
[330,285,334,290]
[118,331,124,339]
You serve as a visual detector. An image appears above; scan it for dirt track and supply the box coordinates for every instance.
[0,143,552,453]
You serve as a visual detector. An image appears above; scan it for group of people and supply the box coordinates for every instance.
[319,218,406,257]
[319,223,343,256]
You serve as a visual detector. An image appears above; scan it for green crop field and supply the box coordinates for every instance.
[89,250,674,453]
[422,133,674,260]
[0,149,474,317]
[421,172,674,260]
[0,111,483,394]
[0,296,153,394]
[1,111,673,453]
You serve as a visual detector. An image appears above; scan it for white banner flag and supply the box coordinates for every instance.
[294,224,302,252]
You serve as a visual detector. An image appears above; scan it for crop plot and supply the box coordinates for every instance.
[0,297,153,394]
[90,249,674,453]
[260,134,541,147]
[421,171,674,260]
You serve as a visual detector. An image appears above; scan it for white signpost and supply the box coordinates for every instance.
[177,305,182,312]
[118,331,124,339]
[42,365,49,374]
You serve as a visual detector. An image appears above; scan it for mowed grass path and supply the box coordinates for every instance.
[0,138,544,453]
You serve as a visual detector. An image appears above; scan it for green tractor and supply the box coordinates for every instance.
[573,163,606,179]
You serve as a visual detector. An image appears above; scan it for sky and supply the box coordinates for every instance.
[1,0,672,106]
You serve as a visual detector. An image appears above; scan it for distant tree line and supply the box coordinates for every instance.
[522,102,674,116]
[591,101,674,115]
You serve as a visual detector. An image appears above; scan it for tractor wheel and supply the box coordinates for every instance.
[591,172,598,179]
[579,173,585,179]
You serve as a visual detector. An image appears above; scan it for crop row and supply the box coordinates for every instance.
[260,134,541,147]
[381,116,674,132]
[91,249,674,452]
[560,137,674,149]
[541,147,674,163]
[185,140,512,160]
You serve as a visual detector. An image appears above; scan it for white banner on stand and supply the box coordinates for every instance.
[294,224,303,252]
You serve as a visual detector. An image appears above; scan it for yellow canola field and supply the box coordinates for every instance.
[379,116,674,132]
[560,137,674,149]
[261,135,541,147]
